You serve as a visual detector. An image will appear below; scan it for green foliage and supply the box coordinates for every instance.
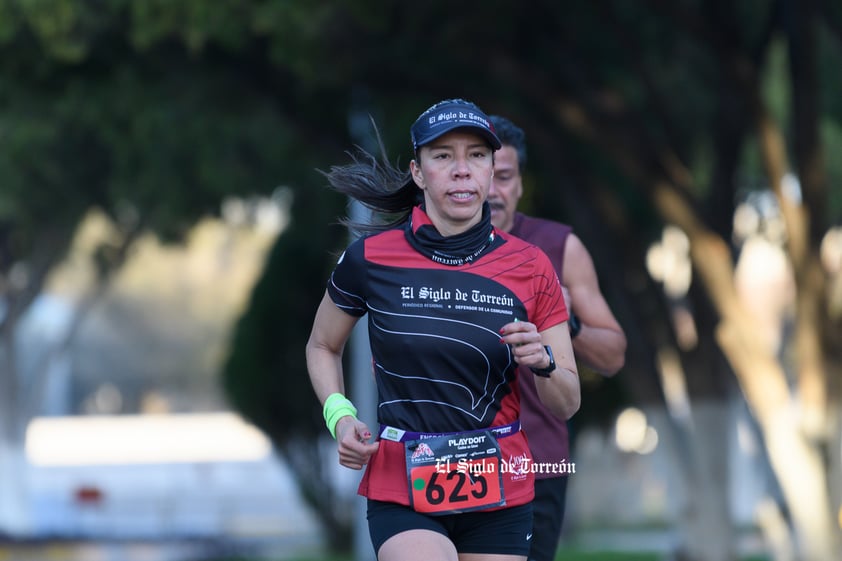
[223,186,346,442]
[554,553,660,561]
[0,0,343,262]
[129,0,250,52]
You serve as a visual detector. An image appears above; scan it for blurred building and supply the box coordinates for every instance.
[23,412,321,556]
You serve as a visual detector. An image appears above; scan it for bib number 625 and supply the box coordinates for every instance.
[425,468,489,505]
[409,460,503,514]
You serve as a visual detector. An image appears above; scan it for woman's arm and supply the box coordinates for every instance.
[306,291,379,469]
[306,292,357,401]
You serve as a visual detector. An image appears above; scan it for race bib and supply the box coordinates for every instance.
[404,430,505,515]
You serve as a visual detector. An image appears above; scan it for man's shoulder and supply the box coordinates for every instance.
[509,213,573,267]
[512,212,573,236]
[511,212,573,245]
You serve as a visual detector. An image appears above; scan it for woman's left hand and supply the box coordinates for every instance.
[499,320,549,370]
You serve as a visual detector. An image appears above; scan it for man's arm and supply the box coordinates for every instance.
[562,234,627,376]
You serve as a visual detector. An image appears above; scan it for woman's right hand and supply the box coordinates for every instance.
[335,416,380,470]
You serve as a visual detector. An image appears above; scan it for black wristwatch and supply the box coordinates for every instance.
[568,313,581,339]
[530,345,557,377]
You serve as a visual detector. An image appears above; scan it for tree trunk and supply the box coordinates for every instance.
[0,438,29,537]
[763,409,837,561]
[0,399,29,536]
[278,436,354,553]
[0,336,36,537]
[717,325,839,561]
[677,400,735,561]
[0,332,30,536]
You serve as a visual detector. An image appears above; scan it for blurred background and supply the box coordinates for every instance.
[0,1,840,560]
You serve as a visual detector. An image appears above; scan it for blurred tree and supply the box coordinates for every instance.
[0,0,345,535]
[221,1,842,559]
[223,185,350,549]
[0,1,839,559]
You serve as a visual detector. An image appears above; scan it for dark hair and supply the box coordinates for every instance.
[319,124,420,235]
[488,115,527,174]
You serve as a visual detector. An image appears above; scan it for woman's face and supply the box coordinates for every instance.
[410,130,495,236]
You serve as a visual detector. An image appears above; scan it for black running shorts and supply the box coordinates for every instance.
[367,499,534,556]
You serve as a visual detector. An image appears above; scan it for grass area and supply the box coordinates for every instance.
[281,553,770,561]
[553,551,769,561]
[284,555,353,561]
[554,552,660,561]
[276,553,770,561]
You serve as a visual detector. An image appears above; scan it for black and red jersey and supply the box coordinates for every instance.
[327,206,568,507]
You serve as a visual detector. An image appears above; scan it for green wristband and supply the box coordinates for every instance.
[323,393,358,439]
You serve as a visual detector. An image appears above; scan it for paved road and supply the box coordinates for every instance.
[8,445,326,561]
[0,536,322,561]
[1,541,206,561]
